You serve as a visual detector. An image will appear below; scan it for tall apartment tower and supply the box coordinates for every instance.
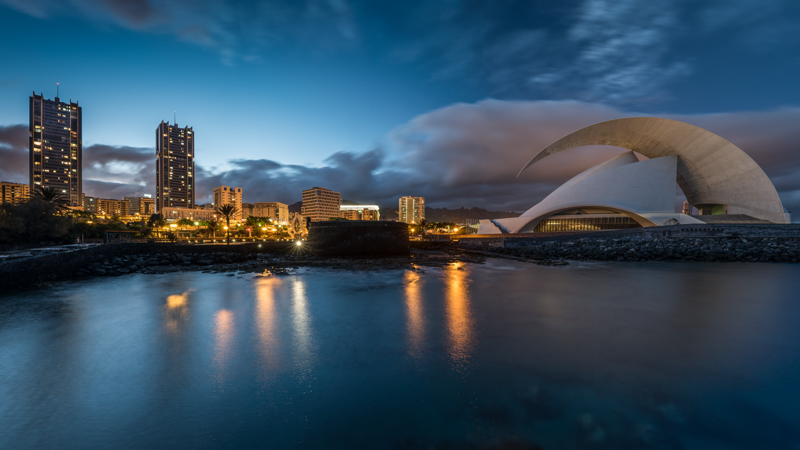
[213,186,243,221]
[29,93,82,206]
[156,121,194,212]
[399,196,425,224]
[301,187,341,222]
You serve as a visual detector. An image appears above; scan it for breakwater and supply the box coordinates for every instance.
[0,242,292,291]
[459,224,800,263]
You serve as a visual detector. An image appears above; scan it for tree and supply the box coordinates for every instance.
[217,204,238,245]
[110,214,122,223]
[206,218,219,238]
[177,218,194,228]
[147,213,167,237]
[32,186,68,213]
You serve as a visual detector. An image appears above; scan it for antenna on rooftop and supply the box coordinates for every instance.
[174,111,176,125]
[56,82,59,98]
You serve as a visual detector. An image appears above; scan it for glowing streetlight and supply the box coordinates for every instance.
[296,241,302,247]
[453,227,459,232]
[223,226,228,230]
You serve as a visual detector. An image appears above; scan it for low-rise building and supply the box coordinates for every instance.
[125,195,155,216]
[1,181,30,205]
[253,202,289,223]
[84,196,129,216]
[241,202,254,219]
[340,202,380,221]
[161,207,219,222]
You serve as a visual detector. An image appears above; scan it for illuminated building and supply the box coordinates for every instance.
[29,92,82,206]
[83,197,129,216]
[301,187,341,222]
[479,117,789,234]
[340,202,380,221]
[156,121,194,212]
[213,186,242,221]
[253,202,289,222]
[399,196,425,224]
[1,182,30,205]
[241,202,254,219]
[161,207,218,222]
[124,195,155,216]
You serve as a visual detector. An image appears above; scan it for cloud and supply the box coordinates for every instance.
[0,124,29,183]
[2,99,800,217]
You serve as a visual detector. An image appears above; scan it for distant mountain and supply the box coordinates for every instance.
[424,207,519,223]
[288,201,302,214]
[292,201,518,223]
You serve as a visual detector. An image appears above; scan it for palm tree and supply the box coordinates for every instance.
[217,204,238,245]
[147,213,167,238]
[32,186,68,212]
[206,218,219,238]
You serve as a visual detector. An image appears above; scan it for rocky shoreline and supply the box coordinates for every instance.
[74,247,490,278]
[480,236,800,263]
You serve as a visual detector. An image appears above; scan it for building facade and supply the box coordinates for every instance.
[29,93,82,206]
[83,197,129,216]
[124,196,155,216]
[301,187,341,222]
[340,203,380,221]
[1,182,30,205]
[253,202,289,222]
[156,121,194,212]
[161,207,218,222]
[399,196,425,224]
[241,202,254,219]
[213,186,243,221]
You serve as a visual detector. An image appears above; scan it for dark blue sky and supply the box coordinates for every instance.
[1,0,800,210]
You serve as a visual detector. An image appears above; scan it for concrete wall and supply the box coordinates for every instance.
[307,221,409,257]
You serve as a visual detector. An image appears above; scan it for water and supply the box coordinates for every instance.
[1,260,799,449]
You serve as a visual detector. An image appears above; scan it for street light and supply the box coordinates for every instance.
[296,241,302,247]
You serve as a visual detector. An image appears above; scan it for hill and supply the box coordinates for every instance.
[291,201,519,223]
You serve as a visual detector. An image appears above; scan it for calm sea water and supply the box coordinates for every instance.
[1,260,799,449]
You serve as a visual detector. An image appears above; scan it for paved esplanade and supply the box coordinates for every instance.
[519,117,789,224]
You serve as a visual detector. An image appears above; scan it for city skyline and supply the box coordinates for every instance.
[1,1,800,214]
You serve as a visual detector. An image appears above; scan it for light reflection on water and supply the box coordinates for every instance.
[443,262,474,365]
[254,277,281,374]
[1,261,800,449]
[212,309,235,375]
[404,270,425,357]
[291,278,314,374]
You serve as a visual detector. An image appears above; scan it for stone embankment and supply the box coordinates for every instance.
[0,243,487,292]
[473,236,800,263]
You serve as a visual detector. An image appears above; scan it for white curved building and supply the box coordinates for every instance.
[479,117,789,235]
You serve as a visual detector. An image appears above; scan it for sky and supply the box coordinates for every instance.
[1,0,799,213]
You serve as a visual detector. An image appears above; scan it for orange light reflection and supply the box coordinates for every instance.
[404,270,425,357]
[255,277,282,371]
[444,262,474,365]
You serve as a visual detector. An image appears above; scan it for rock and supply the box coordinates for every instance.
[94,268,107,275]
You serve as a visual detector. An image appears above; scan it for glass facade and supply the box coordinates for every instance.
[534,216,642,232]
